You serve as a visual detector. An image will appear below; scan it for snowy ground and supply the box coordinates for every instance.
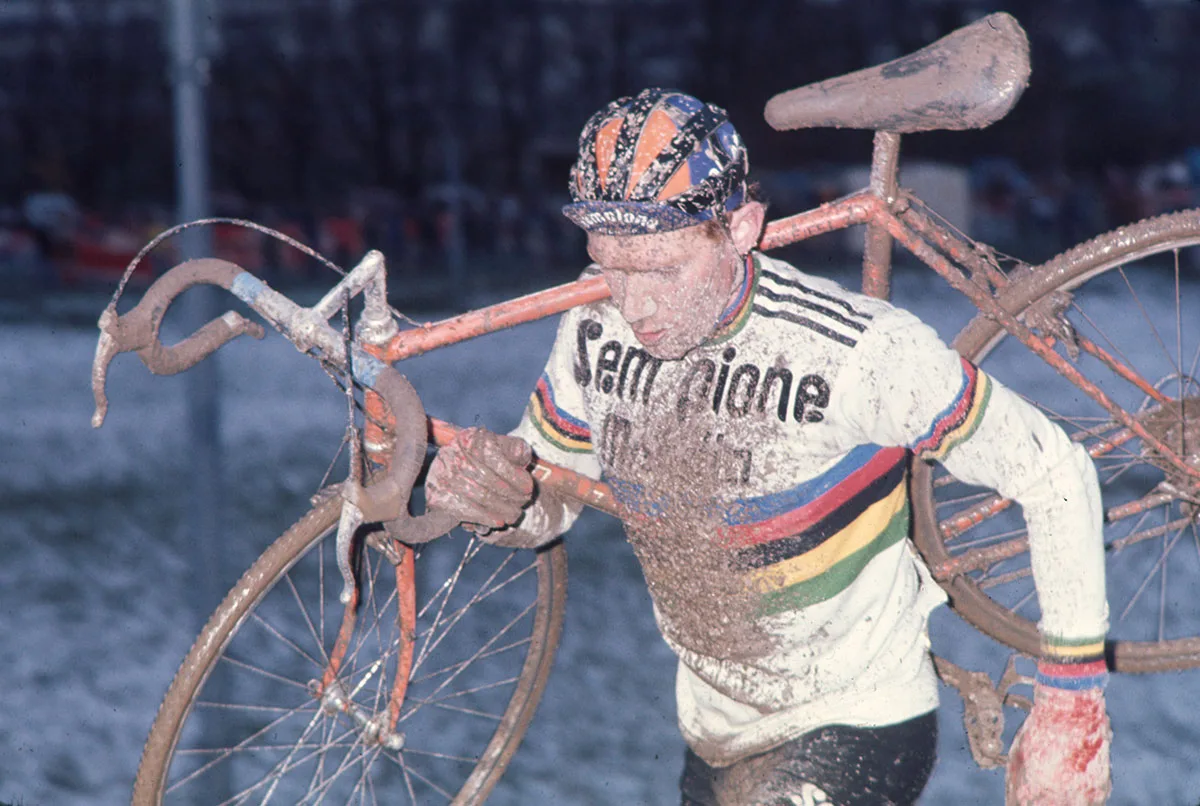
[3,260,1200,806]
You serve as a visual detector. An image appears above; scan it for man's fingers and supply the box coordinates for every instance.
[429,461,528,527]
[424,428,535,529]
[480,439,535,497]
[497,433,533,467]
[457,453,532,506]
[429,487,523,529]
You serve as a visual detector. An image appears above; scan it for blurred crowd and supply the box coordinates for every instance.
[0,185,586,298]
[965,158,1198,263]
[2,156,1197,299]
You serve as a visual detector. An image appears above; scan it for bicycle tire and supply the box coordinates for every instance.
[912,208,1200,673]
[133,495,568,804]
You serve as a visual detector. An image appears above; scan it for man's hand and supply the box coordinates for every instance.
[1005,661,1111,805]
[425,427,535,535]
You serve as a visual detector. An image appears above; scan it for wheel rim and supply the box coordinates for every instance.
[913,212,1200,672]
[156,518,562,803]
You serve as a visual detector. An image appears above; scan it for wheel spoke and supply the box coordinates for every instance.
[1118,520,1187,624]
[405,601,538,720]
[141,495,565,804]
[220,654,315,691]
[413,536,484,673]
[978,565,1031,591]
[1071,301,1170,405]
[910,214,1200,671]
[411,553,536,678]
[409,635,534,686]
[1117,266,1178,374]
[285,571,330,669]
[249,610,326,671]
[168,698,328,794]
[387,749,458,802]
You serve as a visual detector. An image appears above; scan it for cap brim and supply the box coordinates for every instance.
[561,201,711,236]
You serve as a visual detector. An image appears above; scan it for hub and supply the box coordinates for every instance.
[311,678,406,751]
[1140,395,1200,493]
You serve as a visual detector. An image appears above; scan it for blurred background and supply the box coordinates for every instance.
[5,1,1200,805]
[2,0,1200,303]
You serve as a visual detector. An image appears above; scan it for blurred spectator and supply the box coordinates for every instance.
[12,153,1193,304]
[970,158,1027,256]
[399,200,425,270]
[273,216,315,282]
[1157,161,1193,214]
[319,211,365,269]
[213,220,265,274]
[0,208,42,294]
[521,193,550,268]
[1022,170,1064,259]
[1059,170,1104,246]
[495,193,521,256]
[22,190,80,286]
[1101,165,1141,230]
[59,210,151,288]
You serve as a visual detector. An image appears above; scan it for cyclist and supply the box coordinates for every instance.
[427,88,1111,805]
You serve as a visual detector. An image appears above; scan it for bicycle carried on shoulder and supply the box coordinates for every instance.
[94,12,1200,804]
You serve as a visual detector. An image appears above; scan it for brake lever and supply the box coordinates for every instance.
[90,259,266,428]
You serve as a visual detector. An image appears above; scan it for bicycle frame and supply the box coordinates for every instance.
[370,130,1200,610]
[108,8,1200,789]
[387,132,1196,496]
[92,125,1197,760]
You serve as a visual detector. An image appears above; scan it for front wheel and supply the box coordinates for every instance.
[912,209,1200,673]
[133,496,567,804]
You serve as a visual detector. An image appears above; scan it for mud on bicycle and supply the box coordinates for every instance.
[93,12,1200,804]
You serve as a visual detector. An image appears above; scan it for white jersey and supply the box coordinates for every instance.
[511,252,1107,766]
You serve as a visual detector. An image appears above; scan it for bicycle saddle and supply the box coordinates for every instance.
[765,12,1030,134]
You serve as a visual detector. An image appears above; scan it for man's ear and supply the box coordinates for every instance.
[728,201,766,255]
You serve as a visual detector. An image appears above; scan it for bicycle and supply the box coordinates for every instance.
[92,11,1200,804]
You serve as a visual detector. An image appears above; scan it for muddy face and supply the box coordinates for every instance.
[588,225,743,360]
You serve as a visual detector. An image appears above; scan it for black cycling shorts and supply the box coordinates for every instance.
[679,710,938,806]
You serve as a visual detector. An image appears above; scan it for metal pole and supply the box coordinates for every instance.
[168,0,230,795]
[169,0,222,613]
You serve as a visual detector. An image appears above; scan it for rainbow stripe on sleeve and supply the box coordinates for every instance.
[1036,659,1109,691]
[1040,633,1107,665]
[528,374,593,453]
[911,357,992,462]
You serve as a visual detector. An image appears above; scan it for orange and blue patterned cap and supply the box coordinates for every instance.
[563,88,749,235]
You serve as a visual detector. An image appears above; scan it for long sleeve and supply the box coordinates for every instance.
[837,307,1108,658]
[502,309,604,547]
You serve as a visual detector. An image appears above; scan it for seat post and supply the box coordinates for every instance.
[862,130,901,299]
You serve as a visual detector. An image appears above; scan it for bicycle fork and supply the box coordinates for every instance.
[311,505,418,753]
[310,294,422,751]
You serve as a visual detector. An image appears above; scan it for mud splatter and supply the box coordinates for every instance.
[611,411,776,664]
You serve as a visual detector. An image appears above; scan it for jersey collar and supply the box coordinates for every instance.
[707,252,758,345]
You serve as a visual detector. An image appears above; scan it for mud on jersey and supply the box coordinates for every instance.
[512,252,1107,766]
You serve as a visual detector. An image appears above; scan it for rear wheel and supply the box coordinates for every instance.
[133,495,567,803]
[912,209,1200,673]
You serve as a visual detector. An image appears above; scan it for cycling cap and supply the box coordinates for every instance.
[562,88,749,236]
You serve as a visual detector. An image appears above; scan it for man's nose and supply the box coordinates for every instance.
[618,283,658,323]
